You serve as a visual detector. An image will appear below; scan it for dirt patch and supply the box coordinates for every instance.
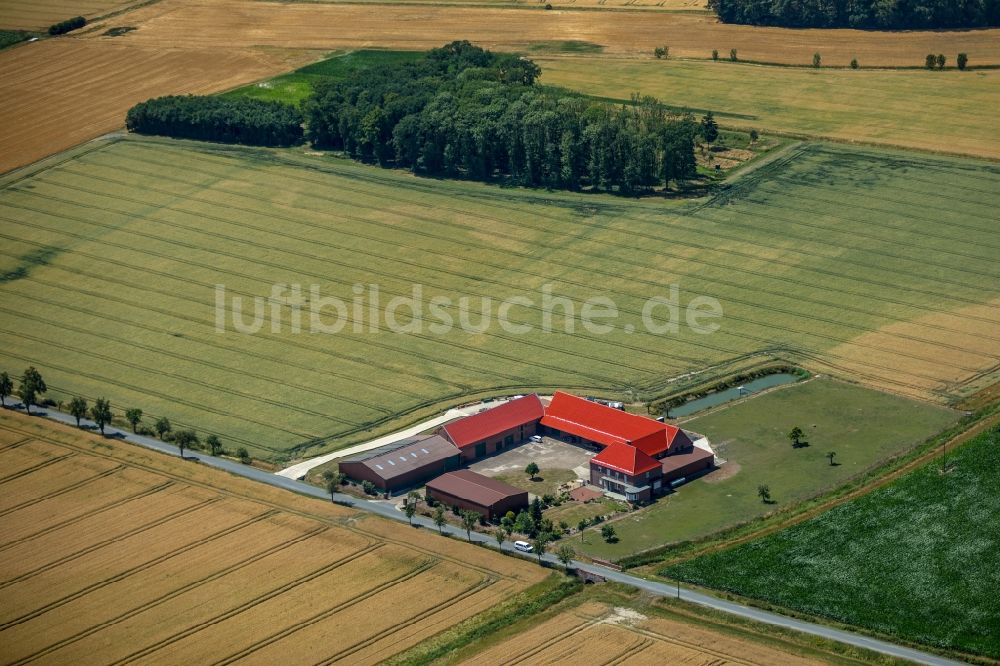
[702,461,740,483]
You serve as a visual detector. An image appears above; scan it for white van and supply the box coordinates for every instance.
[513,540,533,553]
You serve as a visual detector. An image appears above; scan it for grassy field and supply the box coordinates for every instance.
[563,377,957,559]
[540,57,1000,160]
[664,424,1000,660]
[0,409,546,664]
[0,136,996,460]
[224,49,423,106]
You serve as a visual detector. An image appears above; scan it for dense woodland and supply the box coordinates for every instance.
[306,42,699,194]
[126,96,304,147]
[125,43,701,193]
[710,0,999,28]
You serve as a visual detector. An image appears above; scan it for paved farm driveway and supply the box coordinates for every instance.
[468,437,596,481]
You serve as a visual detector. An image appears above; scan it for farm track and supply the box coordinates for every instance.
[643,410,1000,570]
[0,450,76,483]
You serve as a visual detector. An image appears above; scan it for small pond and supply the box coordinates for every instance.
[670,372,801,417]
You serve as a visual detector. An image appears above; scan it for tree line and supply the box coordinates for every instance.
[305,41,700,194]
[709,0,999,29]
[49,16,86,36]
[0,367,247,462]
[126,96,304,147]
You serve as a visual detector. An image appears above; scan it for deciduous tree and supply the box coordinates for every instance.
[18,366,46,415]
[68,397,88,427]
[433,505,447,534]
[0,372,12,408]
[757,484,772,503]
[90,398,112,435]
[125,408,143,433]
[154,416,172,440]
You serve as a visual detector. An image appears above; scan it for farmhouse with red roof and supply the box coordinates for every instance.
[438,394,545,462]
[541,391,706,502]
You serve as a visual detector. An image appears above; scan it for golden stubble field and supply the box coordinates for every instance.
[0,39,315,175]
[0,410,545,665]
[0,0,143,30]
[95,0,1000,66]
[465,601,829,665]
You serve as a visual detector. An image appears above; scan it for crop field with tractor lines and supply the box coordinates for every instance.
[0,0,142,31]
[0,136,997,460]
[463,601,832,665]
[0,410,546,665]
[91,0,1000,67]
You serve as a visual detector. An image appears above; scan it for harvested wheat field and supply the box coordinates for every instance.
[0,410,545,665]
[277,0,711,11]
[99,0,1000,66]
[0,0,142,30]
[465,601,829,665]
[0,39,313,174]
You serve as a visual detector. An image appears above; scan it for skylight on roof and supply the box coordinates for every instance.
[421,448,429,453]
[375,464,383,470]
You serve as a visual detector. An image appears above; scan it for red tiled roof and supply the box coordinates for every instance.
[441,394,544,448]
[426,470,527,506]
[540,391,664,447]
[590,442,661,476]
[633,424,689,458]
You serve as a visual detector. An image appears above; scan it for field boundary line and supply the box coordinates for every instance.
[0,464,124,518]
[13,524,333,665]
[322,574,499,664]
[602,636,653,666]
[112,541,389,665]
[0,479,176,553]
[628,623,758,665]
[0,496,220,590]
[0,450,76,483]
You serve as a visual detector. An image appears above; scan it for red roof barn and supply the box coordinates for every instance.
[439,394,544,462]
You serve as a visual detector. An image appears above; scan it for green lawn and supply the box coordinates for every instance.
[0,136,994,461]
[538,56,1000,160]
[223,49,423,105]
[565,377,958,559]
[664,424,1000,660]
[495,469,577,498]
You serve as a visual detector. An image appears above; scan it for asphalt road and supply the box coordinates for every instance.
[23,404,966,666]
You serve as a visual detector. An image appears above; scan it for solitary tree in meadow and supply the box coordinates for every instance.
[18,366,46,415]
[850,58,859,69]
[788,426,805,447]
[812,52,821,67]
[654,46,667,59]
[125,408,143,433]
[433,505,447,534]
[525,462,540,481]
[826,451,837,466]
[957,53,968,70]
[206,434,223,455]
[0,372,12,407]
[68,397,88,427]
[154,416,172,440]
[749,129,759,144]
[757,484,772,503]
[461,510,479,541]
[601,524,618,543]
[90,398,112,435]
